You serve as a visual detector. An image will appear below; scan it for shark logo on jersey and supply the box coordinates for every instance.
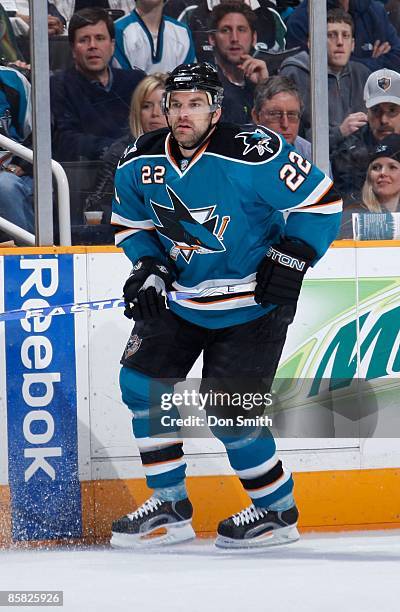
[235,128,274,156]
[151,185,230,263]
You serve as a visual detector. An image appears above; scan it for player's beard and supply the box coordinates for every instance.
[171,117,211,150]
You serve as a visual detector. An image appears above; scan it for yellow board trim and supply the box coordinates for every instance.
[2,468,400,547]
[0,486,12,547]
[332,239,400,248]
[0,241,399,257]
[0,246,123,256]
[91,468,400,538]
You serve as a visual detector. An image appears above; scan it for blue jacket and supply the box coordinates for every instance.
[50,66,145,162]
[286,0,400,71]
[0,67,31,142]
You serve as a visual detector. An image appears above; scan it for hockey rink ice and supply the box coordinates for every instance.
[1,530,399,612]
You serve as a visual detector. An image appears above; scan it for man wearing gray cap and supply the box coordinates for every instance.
[331,68,400,197]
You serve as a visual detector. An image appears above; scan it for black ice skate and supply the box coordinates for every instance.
[110,496,195,548]
[215,504,299,549]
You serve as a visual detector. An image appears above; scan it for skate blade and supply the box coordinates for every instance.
[110,521,196,549]
[215,525,300,550]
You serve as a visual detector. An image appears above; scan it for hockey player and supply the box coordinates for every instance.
[110,62,342,549]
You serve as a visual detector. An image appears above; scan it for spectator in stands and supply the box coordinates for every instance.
[0,3,25,62]
[331,68,400,196]
[165,0,300,23]
[50,8,145,162]
[0,65,33,242]
[9,1,66,37]
[177,0,287,63]
[280,8,370,149]
[85,72,168,222]
[113,0,196,74]
[286,0,400,72]
[251,75,311,157]
[340,133,400,237]
[50,2,136,27]
[128,71,167,136]
[208,1,269,123]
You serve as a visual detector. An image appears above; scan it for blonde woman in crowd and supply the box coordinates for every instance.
[85,72,168,222]
[340,134,400,238]
[128,71,168,138]
[361,140,400,214]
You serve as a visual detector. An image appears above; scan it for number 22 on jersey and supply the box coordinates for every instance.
[279,151,311,192]
[141,165,166,184]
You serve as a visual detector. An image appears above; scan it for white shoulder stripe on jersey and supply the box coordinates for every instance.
[285,174,333,212]
[290,200,343,215]
[118,151,166,169]
[204,146,283,167]
[111,212,155,229]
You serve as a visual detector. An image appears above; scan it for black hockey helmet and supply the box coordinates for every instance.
[163,62,224,112]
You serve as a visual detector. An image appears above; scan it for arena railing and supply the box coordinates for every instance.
[0,133,71,246]
[309,1,330,175]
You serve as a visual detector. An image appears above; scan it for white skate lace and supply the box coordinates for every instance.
[232,505,266,527]
[127,497,163,521]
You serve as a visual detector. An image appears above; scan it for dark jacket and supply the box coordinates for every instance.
[280,50,370,149]
[50,66,145,161]
[330,123,377,196]
[286,0,400,71]
[85,132,131,223]
[217,67,255,124]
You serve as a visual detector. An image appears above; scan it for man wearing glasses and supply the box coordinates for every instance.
[251,75,311,160]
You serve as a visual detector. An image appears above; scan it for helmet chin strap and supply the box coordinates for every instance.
[167,112,218,153]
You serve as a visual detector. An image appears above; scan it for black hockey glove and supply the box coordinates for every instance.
[255,238,316,307]
[123,257,175,320]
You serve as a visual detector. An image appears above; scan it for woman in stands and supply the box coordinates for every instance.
[340,134,400,238]
[85,72,168,224]
[128,72,168,139]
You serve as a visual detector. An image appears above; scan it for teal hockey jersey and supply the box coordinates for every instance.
[112,123,342,329]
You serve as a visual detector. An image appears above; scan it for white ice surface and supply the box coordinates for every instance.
[1,531,400,612]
